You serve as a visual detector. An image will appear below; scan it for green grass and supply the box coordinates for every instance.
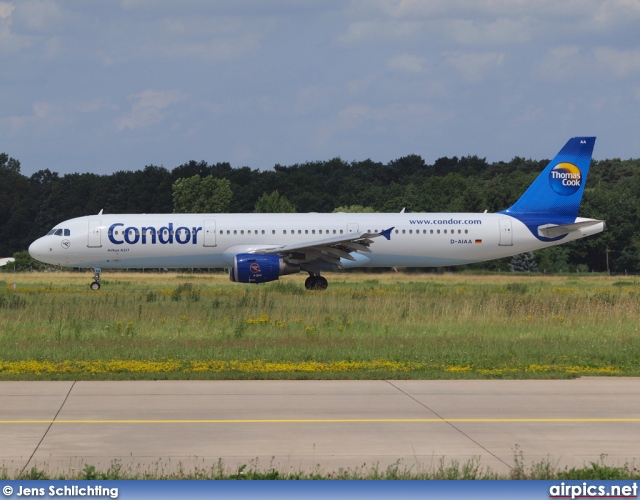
[1,271,639,379]
[3,453,639,480]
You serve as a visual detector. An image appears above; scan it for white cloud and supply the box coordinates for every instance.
[594,47,640,77]
[17,0,65,32]
[32,100,57,119]
[446,17,533,46]
[345,76,375,98]
[75,98,111,114]
[0,2,14,18]
[535,45,585,82]
[1,100,63,134]
[0,1,32,53]
[296,85,334,115]
[337,19,421,44]
[387,53,425,73]
[117,89,186,131]
[444,51,505,83]
[338,102,433,127]
[158,16,269,61]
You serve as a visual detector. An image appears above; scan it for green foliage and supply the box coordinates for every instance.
[2,272,640,380]
[536,246,570,273]
[333,205,375,213]
[172,175,232,213]
[4,455,639,480]
[2,149,640,272]
[9,251,44,272]
[509,252,538,273]
[254,190,296,213]
[0,153,21,173]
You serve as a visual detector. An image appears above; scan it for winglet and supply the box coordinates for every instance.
[379,227,394,240]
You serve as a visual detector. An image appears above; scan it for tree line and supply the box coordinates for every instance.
[1,151,639,273]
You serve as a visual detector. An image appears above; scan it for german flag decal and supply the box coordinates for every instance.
[475,239,483,244]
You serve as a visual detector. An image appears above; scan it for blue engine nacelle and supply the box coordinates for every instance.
[229,254,300,284]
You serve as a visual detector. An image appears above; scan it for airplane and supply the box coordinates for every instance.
[28,137,605,290]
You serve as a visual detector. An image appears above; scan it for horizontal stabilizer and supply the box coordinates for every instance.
[537,220,605,239]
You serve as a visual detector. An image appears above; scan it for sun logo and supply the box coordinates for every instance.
[549,162,582,196]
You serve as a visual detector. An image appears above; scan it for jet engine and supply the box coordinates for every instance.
[229,253,300,284]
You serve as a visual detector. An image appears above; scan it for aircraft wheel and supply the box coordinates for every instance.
[307,276,328,290]
[315,276,328,290]
[90,281,101,291]
[304,276,314,290]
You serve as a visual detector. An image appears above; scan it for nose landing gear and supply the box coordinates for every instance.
[90,268,101,290]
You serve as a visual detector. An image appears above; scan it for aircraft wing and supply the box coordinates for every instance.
[252,227,393,268]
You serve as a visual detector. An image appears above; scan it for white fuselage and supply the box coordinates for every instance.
[28,212,604,270]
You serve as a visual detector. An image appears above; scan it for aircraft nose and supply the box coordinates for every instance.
[28,238,49,263]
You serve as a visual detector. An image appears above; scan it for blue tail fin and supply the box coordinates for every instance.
[501,137,595,224]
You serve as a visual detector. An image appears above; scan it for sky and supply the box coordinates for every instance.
[1,0,640,177]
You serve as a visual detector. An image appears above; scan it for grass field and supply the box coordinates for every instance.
[1,270,639,380]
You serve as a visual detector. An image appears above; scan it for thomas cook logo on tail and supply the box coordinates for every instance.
[549,162,582,196]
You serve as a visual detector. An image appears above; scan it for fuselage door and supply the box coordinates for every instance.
[499,218,513,246]
[347,223,359,234]
[88,220,102,248]
[204,219,217,247]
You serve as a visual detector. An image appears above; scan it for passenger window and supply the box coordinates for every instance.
[437,230,440,234]
[402,230,405,234]
[312,230,315,234]
[283,230,287,234]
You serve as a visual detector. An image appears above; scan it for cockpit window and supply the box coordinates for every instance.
[46,228,70,236]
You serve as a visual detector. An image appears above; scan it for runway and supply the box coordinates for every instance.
[1,378,639,476]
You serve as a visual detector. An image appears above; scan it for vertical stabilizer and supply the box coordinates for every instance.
[502,137,595,222]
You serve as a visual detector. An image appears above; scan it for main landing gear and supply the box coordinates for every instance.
[305,273,328,290]
[90,268,101,291]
